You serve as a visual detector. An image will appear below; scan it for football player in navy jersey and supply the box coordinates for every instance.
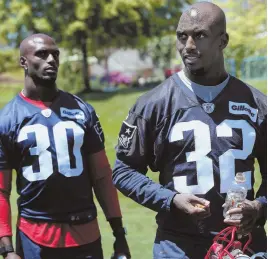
[113,2,266,258]
[0,34,130,259]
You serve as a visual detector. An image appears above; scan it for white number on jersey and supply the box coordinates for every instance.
[169,120,214,194]
[217,120,255,193]
[17,121,84,181]
[169,119,255,194]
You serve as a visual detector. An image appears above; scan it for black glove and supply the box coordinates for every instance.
[108,218,131,259]
[111,228,131,259]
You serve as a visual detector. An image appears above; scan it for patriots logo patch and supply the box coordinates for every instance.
[94,121,103,142]
[119,121,137,149]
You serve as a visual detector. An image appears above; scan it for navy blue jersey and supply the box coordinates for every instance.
[113,74,267,236]
[0,90,104,223]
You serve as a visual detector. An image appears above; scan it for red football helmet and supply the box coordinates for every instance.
[205,226,254,259]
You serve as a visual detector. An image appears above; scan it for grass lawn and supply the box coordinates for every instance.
[0,77,266,258]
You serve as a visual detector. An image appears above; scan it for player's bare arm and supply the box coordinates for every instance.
[0,169,21,258]
[88,150,131,258]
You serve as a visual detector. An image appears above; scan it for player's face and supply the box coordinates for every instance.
[176,13,221,75]
[25,37,60,83]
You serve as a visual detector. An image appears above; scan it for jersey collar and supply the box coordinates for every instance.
[172,73,233,105]
[19,91,61,110]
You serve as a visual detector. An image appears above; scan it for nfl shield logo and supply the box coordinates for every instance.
[41,108,52,118]
[119,121,137,149]
[202,103,215,114]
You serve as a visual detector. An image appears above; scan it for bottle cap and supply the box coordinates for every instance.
[235,172,246,183]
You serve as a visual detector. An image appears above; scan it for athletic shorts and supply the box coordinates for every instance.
[16,229,104,259]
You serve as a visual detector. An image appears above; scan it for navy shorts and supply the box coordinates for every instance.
[153,227,267,259]
[153,232,211,259]
[16,229,104,259]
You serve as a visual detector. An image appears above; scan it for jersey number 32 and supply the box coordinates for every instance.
[169,119,256,194]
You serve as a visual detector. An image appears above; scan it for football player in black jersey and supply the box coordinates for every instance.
[113,1,266,258]
[0,34,130,259]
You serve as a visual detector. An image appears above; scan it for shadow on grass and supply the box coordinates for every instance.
[75,85,155,101]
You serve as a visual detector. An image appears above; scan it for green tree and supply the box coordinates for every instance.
[215,0,266,70]
[138,0,192,70]
[0,0,52,46]
[0,0,191,90]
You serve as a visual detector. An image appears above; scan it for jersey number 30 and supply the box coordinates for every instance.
[169,119,256,194]
[18,121,84,182]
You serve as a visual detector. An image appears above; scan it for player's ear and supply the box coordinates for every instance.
[20,56,28,71]
[219,32,229,50]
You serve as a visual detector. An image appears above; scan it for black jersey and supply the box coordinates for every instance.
[113,74,267,236]
[0,91,104,223]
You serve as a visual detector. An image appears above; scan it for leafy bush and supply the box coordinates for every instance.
[57,61,84,93]
[0,49,20,73]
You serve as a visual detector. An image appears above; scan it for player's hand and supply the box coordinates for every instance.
[4,252,21,259]
[112,234,131,259]
[223,199,263,235]
[172,193,211,219]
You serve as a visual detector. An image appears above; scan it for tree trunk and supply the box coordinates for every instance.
[81,35,91,91]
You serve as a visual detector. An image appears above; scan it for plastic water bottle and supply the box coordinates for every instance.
[223,172,248,220]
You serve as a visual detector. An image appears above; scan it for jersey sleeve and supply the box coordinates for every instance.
[116,111,149,171]
[255,114,267,226]
[0,131,13,170]
[256,115,267,197]
[84,107,105,154]
[113,110,177,213]
[0,125,13,237]
[253,89,267,226]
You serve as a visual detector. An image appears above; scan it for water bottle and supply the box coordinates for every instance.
[223,172,248,220]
